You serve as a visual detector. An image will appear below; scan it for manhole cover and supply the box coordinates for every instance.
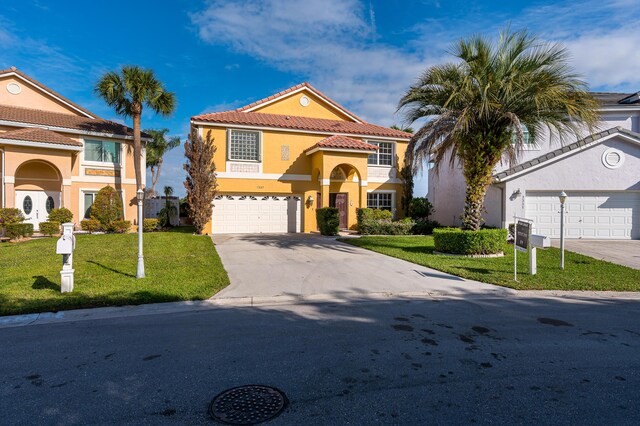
[209,385,288,425]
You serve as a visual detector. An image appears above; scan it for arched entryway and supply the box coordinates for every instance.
[14,160,62,230]
[328,163,361,230]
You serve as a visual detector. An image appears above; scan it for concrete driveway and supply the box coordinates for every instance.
[552,239,640,269]
[212,234,510,300]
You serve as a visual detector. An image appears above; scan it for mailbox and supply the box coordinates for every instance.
[530,234,551,248]
[56,236,74,255]
[57,222,75,293]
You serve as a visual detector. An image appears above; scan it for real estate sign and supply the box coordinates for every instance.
[515,221,530,252]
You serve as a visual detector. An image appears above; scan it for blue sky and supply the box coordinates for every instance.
[1,0,639,196]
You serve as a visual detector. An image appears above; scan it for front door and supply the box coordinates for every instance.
[330,193,348,229]
[15,190,61,230]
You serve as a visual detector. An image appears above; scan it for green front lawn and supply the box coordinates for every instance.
[0,227,229,316]
[341,236,640,291]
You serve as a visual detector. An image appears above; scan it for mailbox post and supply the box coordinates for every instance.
[529,234,551,275]
[56,222,76,293]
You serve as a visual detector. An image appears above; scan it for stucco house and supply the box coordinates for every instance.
[428,90,640,239]
[191,83,411,234]
[0,67,147,230]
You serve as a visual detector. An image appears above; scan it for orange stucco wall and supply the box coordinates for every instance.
[0,76,80,115]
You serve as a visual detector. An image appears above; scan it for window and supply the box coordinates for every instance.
[83,192,97,219]
[228,130,260,161]
[85,140,121,163]
[45,196,55,213]
[368,141,393,166]
[367,193,393,211]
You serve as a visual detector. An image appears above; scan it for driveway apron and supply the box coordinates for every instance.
[211,234,509,299]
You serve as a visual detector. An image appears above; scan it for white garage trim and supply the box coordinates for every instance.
[525,191,640,240]
[212,194,303,234]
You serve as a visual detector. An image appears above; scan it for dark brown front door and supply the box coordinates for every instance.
[330,193,348,229]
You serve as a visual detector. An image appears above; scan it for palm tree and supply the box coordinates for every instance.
[399,29,599,230]
[145,128,180,196]
[158,186,178,228]
[95,66,176,194]
[95,66,175,278]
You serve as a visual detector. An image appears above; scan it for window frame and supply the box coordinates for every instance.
[83,139,122,165]
[82,191,98,219]
[366,140,394,167]
[227,129,262,162]
[367,192,393,211]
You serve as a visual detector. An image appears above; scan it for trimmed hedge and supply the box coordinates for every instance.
[109,220,131,234]
[356,208,392,229]
[409,197,434,219]
[412,219,441,235]
[316,207,340,236]
[39,221,60,236]
[47,208,73,224]
[143,218,160,232]
[90,186,123,229]
[433,228,508,255]
[4,223,34,240]
[80,219,102,233]
[360,218,415,235]
[0,208,25,226]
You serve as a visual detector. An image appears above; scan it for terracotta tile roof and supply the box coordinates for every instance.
[0,66,96,118]
[236,82,366,123]
[192,110,411,139]
[0,127,82,147]
[494,127,640,182]
[0,104,141,138]
[305,135,378,153]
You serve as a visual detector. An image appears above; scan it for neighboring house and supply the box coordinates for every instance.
[429,90,640,239]
[0,67,147,230]
[191,83,411,234]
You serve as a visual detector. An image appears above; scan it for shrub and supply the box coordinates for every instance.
[411,218,441,235]
[0,208,24,226]
[4,223,34,240]
[39,221,60,236]
[80,219,102,233]
[433,228,508,255]
[47,208,73,224]
[356,208,392,229]
[316,207,340,236]
[409,197,433,219]
[143,218,159,232]
[109,220,131,234]
[360,218,415,235]
[90,186,123,229]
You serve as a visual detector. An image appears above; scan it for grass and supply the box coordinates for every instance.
[340,235,640,291]
[0,227,230,316]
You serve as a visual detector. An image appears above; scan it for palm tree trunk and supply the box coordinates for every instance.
[155,158,163,196]
[150,165,157,196]
[462,163,494,231]
[132,109,142,191]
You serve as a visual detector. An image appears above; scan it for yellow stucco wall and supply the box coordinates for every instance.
[251,90,354,122]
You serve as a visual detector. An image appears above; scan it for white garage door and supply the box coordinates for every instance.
[212,195,302,234]
[526,191,640,239]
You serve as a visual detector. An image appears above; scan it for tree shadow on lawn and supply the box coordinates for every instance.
[31,276,60,291]
[86,261,136,278]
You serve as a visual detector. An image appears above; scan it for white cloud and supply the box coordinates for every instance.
[191,0,431,125]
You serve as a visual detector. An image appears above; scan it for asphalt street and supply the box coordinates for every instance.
[1,293,639,425]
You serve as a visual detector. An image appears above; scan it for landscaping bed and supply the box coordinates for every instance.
[340,235,640,291]
[0,227,229,316]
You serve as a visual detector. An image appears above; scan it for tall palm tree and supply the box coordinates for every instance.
[95,66,176,194]
[399,29,599,230]
[145,128,181,196]
[95,66,175,278]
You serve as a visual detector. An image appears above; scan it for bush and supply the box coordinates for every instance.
[411,218,441,235]
[4,223,34,240]
[356,208,392,229]
[360,218,415,235]
[316,207,340,236]
[433,228,508,255]
[143,218,159,232]
[39,221,60,236]
[47,208,73,224]
[409,197,434,219]
[90,186,123,229]
[0,208,24,226]
[109,220,131,234]
[80,219,102,233]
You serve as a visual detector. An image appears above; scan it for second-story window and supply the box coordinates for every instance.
[511,124,531,145]
[85,140,121,164]
[367,141,393,166]
[228,130,260,162]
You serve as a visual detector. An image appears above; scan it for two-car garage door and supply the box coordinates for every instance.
[526,191,640,239]
[212,194,302,234]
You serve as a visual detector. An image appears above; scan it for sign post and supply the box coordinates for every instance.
[514,218,531,281]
